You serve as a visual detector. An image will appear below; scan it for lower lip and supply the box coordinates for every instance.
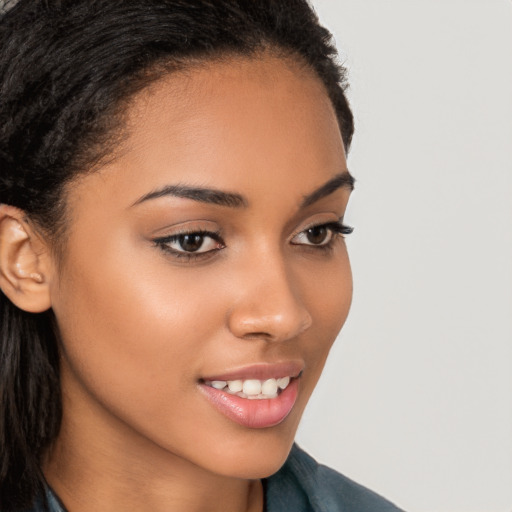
[199,378,299,429]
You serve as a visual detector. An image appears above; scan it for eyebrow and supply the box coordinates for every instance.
[132,171,354,209]
[132,184,247,208]
[300,171,355,208]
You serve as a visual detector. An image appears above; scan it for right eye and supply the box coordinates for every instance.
[153,230,224,258]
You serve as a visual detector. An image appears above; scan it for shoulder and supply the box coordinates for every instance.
[265,444,405,512]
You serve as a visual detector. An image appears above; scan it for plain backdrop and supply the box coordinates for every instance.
[295,1,512,512]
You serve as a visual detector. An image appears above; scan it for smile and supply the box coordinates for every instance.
[199,363,303,428]
[204,376,291,399]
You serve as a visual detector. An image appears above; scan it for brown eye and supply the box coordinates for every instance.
[305,225,329,245]
[291,223,337,247]
[154,231,224,256]
[179,234,205,252]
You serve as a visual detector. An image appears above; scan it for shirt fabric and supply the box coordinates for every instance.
[25,444,404,512]
[264,444,404,511]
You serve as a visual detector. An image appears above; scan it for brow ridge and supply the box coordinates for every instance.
[301,172,355,208]
[132,184,247,208]
[133,171,353,209]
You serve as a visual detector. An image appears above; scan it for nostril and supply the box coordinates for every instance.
[230,311,312,343]
[242,331,273,340]
[226,274,313,342]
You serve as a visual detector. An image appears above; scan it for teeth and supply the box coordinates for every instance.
[242,379,262,395]
[261,378,278,396]
[277,376,290,389]
[227,380,243,393]
[205,376,292,399]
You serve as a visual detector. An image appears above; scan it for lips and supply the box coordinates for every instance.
[199,362,303,428]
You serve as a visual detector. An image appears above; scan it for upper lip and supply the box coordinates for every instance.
[201,361,304,382]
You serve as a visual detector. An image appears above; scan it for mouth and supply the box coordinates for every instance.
[202,376,292,400]
[199,363,303,428]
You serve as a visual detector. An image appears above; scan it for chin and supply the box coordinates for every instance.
[214,441,294,480]
[198,420,301,480]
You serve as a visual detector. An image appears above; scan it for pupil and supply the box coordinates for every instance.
[306,226,328,244]
[180,234,204,252]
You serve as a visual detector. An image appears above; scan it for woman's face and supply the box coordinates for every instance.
[48,55,353,479]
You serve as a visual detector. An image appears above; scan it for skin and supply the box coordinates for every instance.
[30,55,354,511]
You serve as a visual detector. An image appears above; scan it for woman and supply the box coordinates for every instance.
[0,1,404,511]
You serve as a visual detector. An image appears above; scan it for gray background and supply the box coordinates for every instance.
[295,1,512,511]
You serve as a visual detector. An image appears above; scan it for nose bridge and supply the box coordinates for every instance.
[227,246,313,342]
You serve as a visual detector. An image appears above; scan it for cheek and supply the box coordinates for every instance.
[301,247,352,370]
[50,236,224,417]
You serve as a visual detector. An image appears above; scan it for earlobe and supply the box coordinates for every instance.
[0,205,52,313]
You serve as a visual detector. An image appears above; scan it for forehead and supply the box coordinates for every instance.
[67,54,347,215]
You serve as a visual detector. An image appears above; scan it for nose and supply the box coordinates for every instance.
[227,254,313,343]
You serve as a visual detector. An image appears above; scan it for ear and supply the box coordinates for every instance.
[0,204,52,313]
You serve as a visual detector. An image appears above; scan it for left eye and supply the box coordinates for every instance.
[155,232,223,254]
[291,222,352,247]
[292,225,334,246]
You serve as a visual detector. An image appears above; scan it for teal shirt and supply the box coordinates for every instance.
[25,445,404,512]
[265,444,404,511]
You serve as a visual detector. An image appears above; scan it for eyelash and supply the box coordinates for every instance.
[152,221,353,261]
[294,221,354,252]
[153,229,224,261]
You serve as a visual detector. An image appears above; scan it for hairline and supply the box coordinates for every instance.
[45,48,348,267]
